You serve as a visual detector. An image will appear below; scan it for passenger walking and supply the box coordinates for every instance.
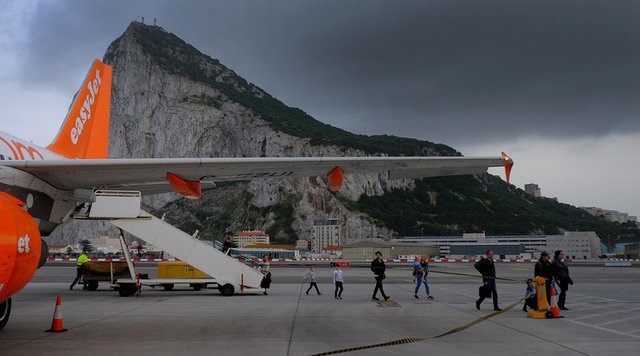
[333,266,344,300]
[70,251,89,290]
[413,256,433,300]
[370,251,390,301]
[534,251,553,304]
[474,250,501,311]
[260,255,271,295]
[305,267,321,295]
[552,250,573,310]
[523,279,537,312]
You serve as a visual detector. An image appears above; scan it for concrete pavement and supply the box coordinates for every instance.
[2,264,639,355]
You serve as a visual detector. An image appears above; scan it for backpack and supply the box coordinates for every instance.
[474,259,483,274]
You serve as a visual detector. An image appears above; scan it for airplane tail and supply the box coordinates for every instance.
[47,59,112,159]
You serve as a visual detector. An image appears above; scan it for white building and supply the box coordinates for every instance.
[524,183,541,197]
[234,231,270,248]
[312,218,341,252]
[89,236,122,254]
[546,231,601,260]
[396,231,602,260]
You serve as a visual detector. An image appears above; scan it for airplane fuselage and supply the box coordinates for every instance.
[0,131,73,235]
[0,132,65,161]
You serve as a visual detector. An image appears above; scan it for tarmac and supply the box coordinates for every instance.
[1,262,640,355]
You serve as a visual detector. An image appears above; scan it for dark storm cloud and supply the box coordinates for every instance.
[22,0,640,145]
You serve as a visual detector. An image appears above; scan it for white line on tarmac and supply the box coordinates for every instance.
[594,313,640,327]
[563,318,640,340]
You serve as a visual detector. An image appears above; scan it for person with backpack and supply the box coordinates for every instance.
[474,250,501,311]
[413,256,434,300]
[370,251,390,301]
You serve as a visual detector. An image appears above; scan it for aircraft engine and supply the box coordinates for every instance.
[0,192,42,305]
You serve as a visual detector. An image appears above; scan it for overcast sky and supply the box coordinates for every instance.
[1,0,639,218]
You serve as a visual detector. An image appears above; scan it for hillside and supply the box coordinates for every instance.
[347,174,639,244]
[49,22,639,249]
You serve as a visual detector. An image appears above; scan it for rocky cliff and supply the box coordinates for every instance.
[49,22,424,245]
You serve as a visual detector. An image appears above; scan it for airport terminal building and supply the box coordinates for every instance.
[395,231,601,260]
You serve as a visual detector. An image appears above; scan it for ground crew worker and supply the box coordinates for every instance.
[70,251,89,290]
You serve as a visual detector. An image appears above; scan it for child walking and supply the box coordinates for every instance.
[333,266,344,300]
[305,267,321,295]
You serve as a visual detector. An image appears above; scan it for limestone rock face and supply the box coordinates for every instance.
[48,22,416,246]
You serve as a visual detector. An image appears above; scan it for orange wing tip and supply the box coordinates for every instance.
[327,166,344,192]
[167,173,202,199]
[501,152,513,184]
[0,192,26,206]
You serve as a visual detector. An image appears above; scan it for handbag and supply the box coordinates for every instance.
[479,284,492,298]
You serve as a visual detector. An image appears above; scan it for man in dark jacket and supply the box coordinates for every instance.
[474,250,501,311]
[370,251,390,301]
[221,232,237,255]
[534,251,553,305]
[552,250,573,310]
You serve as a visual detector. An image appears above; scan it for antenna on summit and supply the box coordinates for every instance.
[154,18,157,26]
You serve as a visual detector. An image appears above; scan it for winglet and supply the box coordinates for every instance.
[501,152,513,184]
[167,173,202,199]
[47,59,112,159]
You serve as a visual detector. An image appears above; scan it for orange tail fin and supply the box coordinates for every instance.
[47,59,112,159]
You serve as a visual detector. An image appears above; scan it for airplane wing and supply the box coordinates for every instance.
[2,155,512,196]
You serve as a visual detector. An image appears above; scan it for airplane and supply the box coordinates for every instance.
[0,58,513,330]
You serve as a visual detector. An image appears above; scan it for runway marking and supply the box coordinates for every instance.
[562,318,640,340]
[286,284,305,356]
[595,314,640,327]
[572,307,640,321]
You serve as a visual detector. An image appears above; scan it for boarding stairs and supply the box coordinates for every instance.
[74,190,264,296]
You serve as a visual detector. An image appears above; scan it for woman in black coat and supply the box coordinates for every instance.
[552,250,573,310]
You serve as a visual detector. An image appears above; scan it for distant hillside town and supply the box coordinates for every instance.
[524,183,637,223]
[580,206,638,223]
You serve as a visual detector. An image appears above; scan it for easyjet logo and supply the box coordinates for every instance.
[70,69,102,145]
[18,234,31,254]
[0,135,44,160]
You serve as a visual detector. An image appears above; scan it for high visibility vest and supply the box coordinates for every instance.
[77,254,89,266]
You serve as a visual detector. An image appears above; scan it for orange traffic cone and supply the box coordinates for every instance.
[45,296,68,332]
[549,287,563,318]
